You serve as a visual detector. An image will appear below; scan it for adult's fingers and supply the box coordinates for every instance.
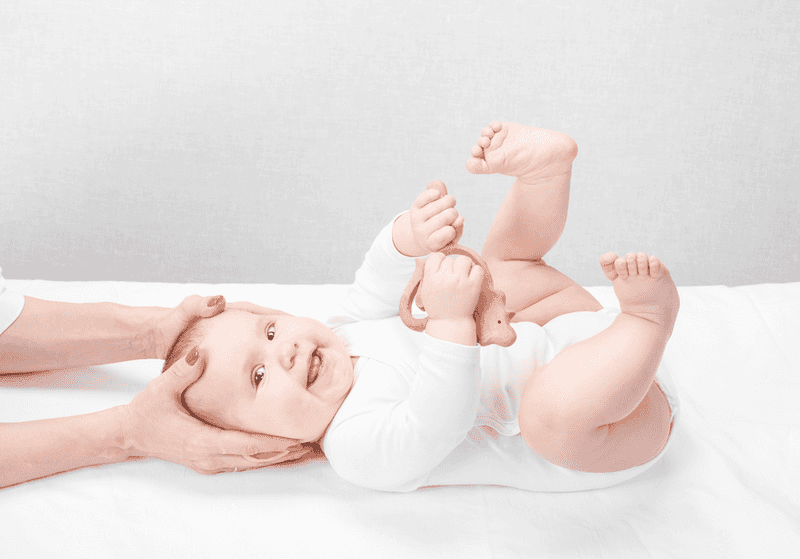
[179,294,226,319]
[193,448,313,475]
[162,346,206,390]
[207,427,303,457]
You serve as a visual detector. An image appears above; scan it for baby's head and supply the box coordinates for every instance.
[163,308,355,444]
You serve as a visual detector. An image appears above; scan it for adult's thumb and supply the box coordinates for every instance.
[165,346,204,388]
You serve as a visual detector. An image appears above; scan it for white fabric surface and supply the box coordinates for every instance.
[1,278,799,558]
[323,216,679,493]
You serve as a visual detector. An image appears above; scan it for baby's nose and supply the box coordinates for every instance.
[277,341,300,370]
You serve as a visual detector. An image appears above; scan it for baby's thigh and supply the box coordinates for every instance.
[487,258,601,325]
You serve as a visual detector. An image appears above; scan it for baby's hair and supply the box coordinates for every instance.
[162,316,208,373]
[161,316,230,430]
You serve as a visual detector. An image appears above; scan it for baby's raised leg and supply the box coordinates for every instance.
[468,122,601,325]
[518,253,679,473]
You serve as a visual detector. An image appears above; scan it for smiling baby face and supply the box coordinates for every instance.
[182,309,355,443]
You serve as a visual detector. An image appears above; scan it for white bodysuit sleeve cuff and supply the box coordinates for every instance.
[0,268,25,335]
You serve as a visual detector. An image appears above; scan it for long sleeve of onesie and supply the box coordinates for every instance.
[326,212,421,327]
[324,213,481,492]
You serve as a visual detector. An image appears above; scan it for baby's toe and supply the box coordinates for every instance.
[626,253,639,276]
[615,257,629,279]
[478,136,491,149]
[600,252,619,281]
[636,253,649,276]
[471,144,484,158]
[649,256,662,278]
[481,126,496,138]
[489,121,502,132]
[466,156,489,174]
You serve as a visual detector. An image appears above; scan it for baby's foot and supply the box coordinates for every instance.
[600,252,680,331]
[466,121,578,184]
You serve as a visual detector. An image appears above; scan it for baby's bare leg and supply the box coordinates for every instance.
[518,253,679,472]
[467,122,601,325]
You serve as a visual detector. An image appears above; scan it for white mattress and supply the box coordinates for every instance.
[2,279,799,558]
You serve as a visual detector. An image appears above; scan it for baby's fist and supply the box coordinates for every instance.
[420,253,484,321]
[409,187,465,254]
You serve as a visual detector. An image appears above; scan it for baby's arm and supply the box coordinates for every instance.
[324,336,481,492]
[328,189,465,326]
[418,251,483,346]
[325,244,486,492]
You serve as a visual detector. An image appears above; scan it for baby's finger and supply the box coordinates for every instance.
[428,207,459,232]
[452,255,474,276]
[429,226,457,249]
[469,263,485,284]
[413,188,441,210]
[424,252,446,273]
[418,194,456,222]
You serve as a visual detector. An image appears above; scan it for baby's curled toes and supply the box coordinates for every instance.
[466,121,577,182]
[600,252,619,281]
[600,251,679,328]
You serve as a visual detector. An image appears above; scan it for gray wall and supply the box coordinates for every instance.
[2,0,798,287]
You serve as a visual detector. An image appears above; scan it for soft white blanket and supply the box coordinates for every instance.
[2,279,798,559]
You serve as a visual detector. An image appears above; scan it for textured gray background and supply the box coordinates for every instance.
[1,0,798,287]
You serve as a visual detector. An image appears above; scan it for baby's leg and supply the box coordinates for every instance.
[518,253,679,473]
[468,122,601,326]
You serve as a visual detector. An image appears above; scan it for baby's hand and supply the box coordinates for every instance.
[420,252,484,322]
[409,188,465,254]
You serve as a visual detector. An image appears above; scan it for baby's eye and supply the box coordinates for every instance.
[267,324,275,341]
[254,365,266,388]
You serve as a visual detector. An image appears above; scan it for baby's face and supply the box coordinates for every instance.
[185,309,355,443]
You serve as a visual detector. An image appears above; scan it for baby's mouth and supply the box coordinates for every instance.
[306,349,322,388]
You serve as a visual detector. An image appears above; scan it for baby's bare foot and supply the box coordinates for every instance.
[466,121,578,184]
[600,252,680,330]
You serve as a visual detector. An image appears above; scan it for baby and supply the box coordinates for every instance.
[164,122,681,492]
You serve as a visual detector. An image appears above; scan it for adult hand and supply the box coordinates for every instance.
[152,295,227,360]
[118,346,309,474]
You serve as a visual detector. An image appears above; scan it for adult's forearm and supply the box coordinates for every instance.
[0,406,132,489]
[0,297,169,373]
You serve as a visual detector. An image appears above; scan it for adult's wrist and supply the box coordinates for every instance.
[146,306,172,360]
[113,405,143,460]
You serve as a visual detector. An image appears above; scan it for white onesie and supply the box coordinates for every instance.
[0,267,25,335]
[322,214,680,493]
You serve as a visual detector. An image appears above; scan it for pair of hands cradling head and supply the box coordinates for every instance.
[408,188,484,345]
[119,296,312,476]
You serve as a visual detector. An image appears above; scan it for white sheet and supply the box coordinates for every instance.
[2,279,799,558]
